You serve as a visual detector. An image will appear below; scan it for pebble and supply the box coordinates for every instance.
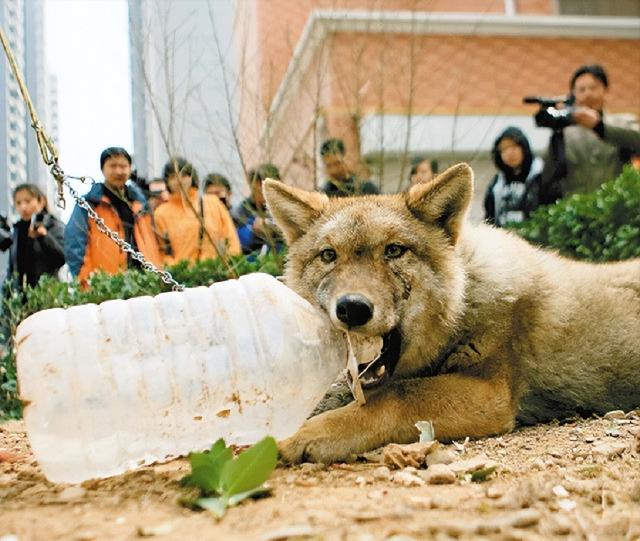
[284,474,297,484]
[548,514,574,535]
[501,508,541,528]
[605,428,622,437]
[406,495,432,509]
[425,448,457,466]
[592,442,627,458]
[584,436,595,443]
[392,471,425,487]
[372,466,391,481]
[419,464,456,485]
[137,520,176,537]
[299,462,325,474]
[383,441,439,469]
[486,485,505,499]
[58,485,87,502]
[354,476,367,486]
[448,454,489,474]
[552,484,569,498]
[294,476,319,487]
[367,489,386,500]
[0,450,22,464]
[603,410,626,420]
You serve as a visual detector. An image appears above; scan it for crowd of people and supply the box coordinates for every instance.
[1,64,638,291]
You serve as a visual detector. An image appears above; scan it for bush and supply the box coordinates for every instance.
[510,166,640,262]
[0,252,285,420]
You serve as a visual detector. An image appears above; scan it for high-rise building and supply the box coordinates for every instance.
[128,0,243,192]
[0,0,53,223]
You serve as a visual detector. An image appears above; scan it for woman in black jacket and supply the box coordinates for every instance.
[484,127,544,227]
[7,183,65,290]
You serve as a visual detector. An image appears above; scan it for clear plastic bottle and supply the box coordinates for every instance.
[16,273,347,484]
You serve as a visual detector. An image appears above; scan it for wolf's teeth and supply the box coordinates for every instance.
[375,365,386,377]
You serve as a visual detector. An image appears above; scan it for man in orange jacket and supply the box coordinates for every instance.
[65,147,162,285]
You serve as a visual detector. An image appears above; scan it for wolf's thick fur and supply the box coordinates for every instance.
[264,164,640,463]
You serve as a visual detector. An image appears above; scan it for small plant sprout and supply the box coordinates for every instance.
[181,436,278,519]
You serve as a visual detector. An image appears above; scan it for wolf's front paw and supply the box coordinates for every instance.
[278,416,353,464]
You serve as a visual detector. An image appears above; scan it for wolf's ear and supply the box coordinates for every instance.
[406,163,473,244]
[263,179,328,244]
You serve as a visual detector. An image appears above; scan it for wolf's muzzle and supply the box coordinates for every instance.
[335,294,373,328]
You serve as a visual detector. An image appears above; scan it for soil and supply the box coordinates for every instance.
[2,412,640,541]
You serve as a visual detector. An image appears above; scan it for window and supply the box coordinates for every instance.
[559,0,640,16]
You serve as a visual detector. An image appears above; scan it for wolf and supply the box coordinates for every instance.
[263,164,640,463]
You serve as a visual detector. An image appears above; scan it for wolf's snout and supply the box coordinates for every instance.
[335,294,373,328]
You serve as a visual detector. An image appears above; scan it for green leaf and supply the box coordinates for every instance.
[208,438,229,461]
[221,436,278,497]
[195,496,228,519]
[227,486,273,506]
[185,439,233,494]
[471,466,497,483]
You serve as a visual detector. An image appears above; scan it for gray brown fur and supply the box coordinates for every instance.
[264,164,640,463]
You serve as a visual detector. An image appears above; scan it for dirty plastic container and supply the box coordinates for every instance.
[16,273,347,484]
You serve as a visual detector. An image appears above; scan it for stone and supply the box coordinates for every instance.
[448,454,490,474]
[592,442,627,458]
[372,466,391,481]
[58,485,87,502]
[419,464,456,485]
[425,448,457,466]
[603,410,626,420]
[383,441,439,469]
[392,470,425,487]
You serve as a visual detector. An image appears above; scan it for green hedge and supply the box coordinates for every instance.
[0,252,285,420]
[510,166,640,262]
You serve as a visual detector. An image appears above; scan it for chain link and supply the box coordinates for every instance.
[64,178,185,292]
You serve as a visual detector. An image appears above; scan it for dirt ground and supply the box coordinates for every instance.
[1,412,640,541]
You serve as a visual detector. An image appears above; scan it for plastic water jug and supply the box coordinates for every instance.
[16,273,347,484]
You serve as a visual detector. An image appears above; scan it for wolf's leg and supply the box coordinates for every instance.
[279,373,516,463]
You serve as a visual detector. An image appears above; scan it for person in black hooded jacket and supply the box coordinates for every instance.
[484,126,544,227]
[6,183,65,290]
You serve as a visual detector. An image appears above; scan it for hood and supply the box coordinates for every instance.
[491,126,534,183]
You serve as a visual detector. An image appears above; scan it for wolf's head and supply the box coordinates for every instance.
[264,163,472,387]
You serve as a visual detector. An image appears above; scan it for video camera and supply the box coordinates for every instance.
[523,95,575,131]
[0,213,12,252]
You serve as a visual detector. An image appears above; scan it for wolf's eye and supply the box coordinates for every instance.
[320,248,337,263]
[384,244,407,259]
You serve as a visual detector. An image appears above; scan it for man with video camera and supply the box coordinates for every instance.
[527,64,640,203]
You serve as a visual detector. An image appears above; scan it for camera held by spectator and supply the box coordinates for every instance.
[523,95,576,131]
[31,211,46,230]
[0,213,12,252]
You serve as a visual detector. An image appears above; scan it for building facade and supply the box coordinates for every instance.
[234,0,640,220]
[128,0,243,192]
[0,0,54,271]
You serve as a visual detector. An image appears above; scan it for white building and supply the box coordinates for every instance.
[128,0,243,192]
[0,0,54,223]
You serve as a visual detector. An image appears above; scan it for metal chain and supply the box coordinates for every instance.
[64,176,185,292]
